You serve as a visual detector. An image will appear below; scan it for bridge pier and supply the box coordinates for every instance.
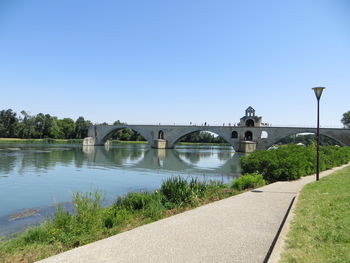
[239,141,257,153]
[83,137,108,146]
[152,139,168,149]
[83,137,96,146]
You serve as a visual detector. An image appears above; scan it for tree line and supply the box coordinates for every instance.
[0,109,92,139]
[0,109,146,141]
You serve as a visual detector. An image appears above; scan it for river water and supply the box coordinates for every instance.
[0,143,241,236]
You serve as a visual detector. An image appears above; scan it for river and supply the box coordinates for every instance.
[0,143,242,236]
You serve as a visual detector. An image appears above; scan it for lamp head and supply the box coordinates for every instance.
[312,87,325,100]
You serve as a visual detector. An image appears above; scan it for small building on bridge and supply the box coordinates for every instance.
[239,106,263,127]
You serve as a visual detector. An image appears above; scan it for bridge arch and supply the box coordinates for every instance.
[97,126,153,146]
[158,130,164,139]
[167,128,236,150]
[231,131,238,139]
[244,131,253,141]
[245,119,255,127]
[260,131,268,139]
[267,130,346,148]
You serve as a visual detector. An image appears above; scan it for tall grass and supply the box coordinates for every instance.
[160,177,207,207]
[231,173,266,191]
[0,177,236,263]
[0,138,83,144]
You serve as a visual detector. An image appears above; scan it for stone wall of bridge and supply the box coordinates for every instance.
[84,125,350,152]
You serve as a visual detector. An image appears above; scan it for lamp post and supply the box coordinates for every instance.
[312,87,325,181]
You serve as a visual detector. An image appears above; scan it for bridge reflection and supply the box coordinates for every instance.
[82,145,241,177]
[0,145,241,179]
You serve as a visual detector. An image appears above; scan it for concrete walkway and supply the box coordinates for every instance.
[37,164,349,263]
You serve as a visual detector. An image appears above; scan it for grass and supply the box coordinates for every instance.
[280,165,350,263]
[177,142,231,146]
[0,177,239,263]
[0,138,83,144]
[231,172,266,191]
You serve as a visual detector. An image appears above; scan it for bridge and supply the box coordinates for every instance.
[83,107,350,152]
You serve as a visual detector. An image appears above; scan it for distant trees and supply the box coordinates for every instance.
[110,121,146,141]
[75,117,92,139]
[277,134,339,146]
[0,109,18,138]
[180,131,226,143]
[341,111,350,128]
[0,109,93,139]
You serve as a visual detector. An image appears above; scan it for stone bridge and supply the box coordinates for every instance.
[84,124,350,152]
[83,107,350,152]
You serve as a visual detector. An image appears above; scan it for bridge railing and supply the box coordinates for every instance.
[93,122,344,129]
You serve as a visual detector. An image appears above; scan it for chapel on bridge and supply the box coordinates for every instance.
[239,106,263,127]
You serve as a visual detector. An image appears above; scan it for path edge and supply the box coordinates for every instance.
[267,162,350,263]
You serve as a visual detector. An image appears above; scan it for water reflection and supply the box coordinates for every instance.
[81,145,241,176]
[0,144,241,235]
[0,144,241,176]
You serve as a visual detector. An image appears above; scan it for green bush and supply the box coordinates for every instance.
[240,145,350,183]
[115,192,160,211]
[160,177,208,207]
[22,226,51,244]
[231,173,266,191]
[113,191,166,220]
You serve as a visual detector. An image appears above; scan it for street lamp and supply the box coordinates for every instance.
[312,87,325,181]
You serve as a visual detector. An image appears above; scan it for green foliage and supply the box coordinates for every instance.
[0,108,93,140]
[341,110,350,128]
[115,191,162,211]
[0,109,18,138]
[58,118,76,139]
[160,177,207,207]
[241,145,350,183]
[75,117,92,139]
[22,227,51,244]
[277,134,340,146]
[180,131,226,144]
[110,122,146,141]
[231,173,266,191]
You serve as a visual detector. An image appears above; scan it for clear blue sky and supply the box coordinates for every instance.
[1,0,349,127]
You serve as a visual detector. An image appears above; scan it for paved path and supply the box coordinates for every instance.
[38,164,348,263]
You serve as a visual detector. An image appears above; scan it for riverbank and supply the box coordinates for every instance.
[0,176,261,263]
[0,138,83,144]
[36,164,349,262]
[279,165,350,263]
[0,138,230,147]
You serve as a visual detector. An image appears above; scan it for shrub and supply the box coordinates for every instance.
[115,192,158,211]
[22,227,51,244]
[240,145,350,183]
[160,176,208,207]
[231,173,266,191]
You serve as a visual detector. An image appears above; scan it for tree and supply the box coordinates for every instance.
[34,113,46,138]
[0,109,18,137]
[18,111,36,138]
[75,117,92,139]
[58,118,76,139]
[341,111,350,128]
[48,117,64,139]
